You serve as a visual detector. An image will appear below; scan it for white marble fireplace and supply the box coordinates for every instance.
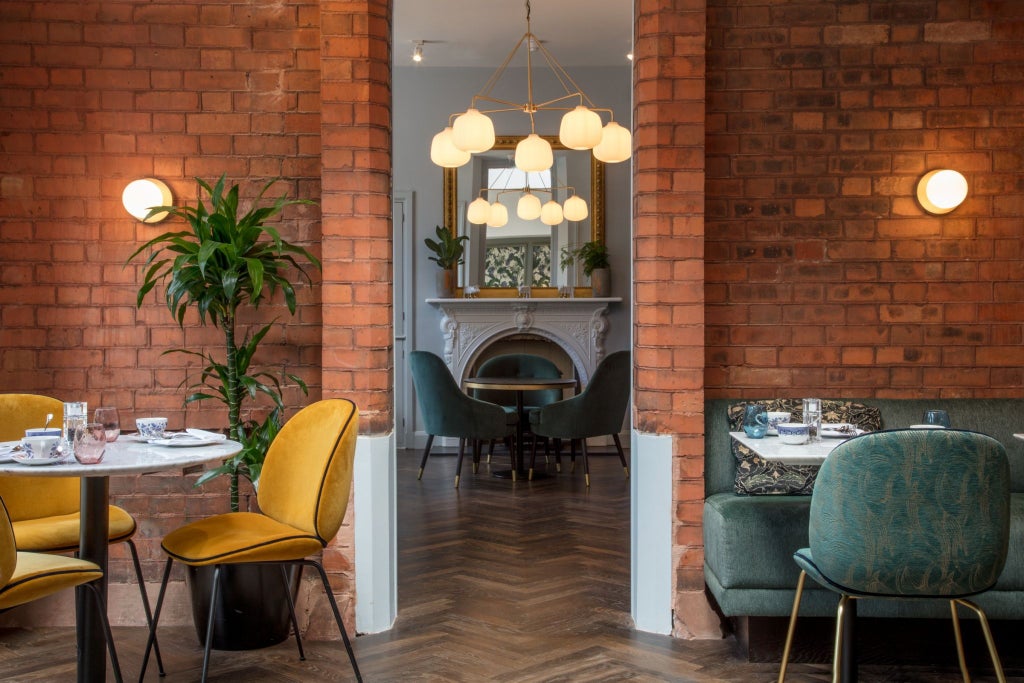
[425,297,622,384]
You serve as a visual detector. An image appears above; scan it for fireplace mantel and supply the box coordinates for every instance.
[426,297,622,384]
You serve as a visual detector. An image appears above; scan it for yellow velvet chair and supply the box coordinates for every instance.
[0,393,164,673]
[139,398,362,683]
[0,495,122,681]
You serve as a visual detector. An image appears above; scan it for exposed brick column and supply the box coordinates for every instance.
[633,0,711,637]
[318,0,392,630]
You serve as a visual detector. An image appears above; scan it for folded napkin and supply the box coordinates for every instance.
[185,428,227,442]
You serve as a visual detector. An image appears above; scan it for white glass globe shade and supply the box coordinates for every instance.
[452,108,495,153]
[516,192,542,220]
[467,197,491,225]
[430,127,471,168]
[593,121,632,163]
[562,195,589,222]
[917,169,968,214]
[559,106,603,150]
[122,178,172,223]
[487,201,508,228]
[540,200,564,226]
[515,134,554,172]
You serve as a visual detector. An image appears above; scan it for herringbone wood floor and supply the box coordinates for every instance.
[0,448,1015,681]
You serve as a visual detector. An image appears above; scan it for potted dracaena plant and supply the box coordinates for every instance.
[424,224,468,297]
[128,174,321,650]
[561,240,610,297]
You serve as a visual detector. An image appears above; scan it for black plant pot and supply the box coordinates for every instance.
[187,564,300,651]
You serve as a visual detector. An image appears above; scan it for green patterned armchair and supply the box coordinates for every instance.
[779,428,1010,682]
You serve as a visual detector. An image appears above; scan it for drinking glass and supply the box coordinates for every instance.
[742,405,768,439]
[802,398,822,442]
[63,401,87,461]
[73,422,106,464]
[923,410,951,428]
[94,406,120,442]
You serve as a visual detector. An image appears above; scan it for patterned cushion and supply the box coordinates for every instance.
[729,400,882,496]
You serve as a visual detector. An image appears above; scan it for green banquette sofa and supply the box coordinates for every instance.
[704,398,1024,631]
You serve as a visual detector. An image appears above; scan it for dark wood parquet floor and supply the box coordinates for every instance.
[0,448,1017,681]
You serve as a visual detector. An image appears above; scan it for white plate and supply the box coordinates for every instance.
[12,453,62,466]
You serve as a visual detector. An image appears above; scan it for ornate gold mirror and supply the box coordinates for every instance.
[444,136,605,296]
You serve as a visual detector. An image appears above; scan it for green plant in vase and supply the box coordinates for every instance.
[128,175,321,512]
[424,224,468,297]
[561,240,611,296]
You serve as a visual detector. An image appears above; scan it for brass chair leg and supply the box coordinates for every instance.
[581,438,591,487]
[953,598,1007,683]
[778,570,806,683]
[832,594,850,683]
[454,438,466,488]
[418,434,434,480]
[950,600,970,682]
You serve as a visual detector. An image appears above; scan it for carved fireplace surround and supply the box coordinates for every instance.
[425,297,622,384]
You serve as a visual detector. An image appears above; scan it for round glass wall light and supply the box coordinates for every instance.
[916,169,968,215]
[122,178,172,223]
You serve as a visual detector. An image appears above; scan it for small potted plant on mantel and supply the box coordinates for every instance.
[561,240,611,297]
[424,224,468,298]
[128,174,320,650]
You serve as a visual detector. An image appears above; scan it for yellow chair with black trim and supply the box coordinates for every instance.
[0,393,164,674]
[139,398,362,683]
[0,495,123,681]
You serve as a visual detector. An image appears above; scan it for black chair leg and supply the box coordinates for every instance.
[454,438,466,488]
[126,539,164,676]
[581,438,591,487]
[570,439,577,472]
[612,433,629,478]
[418,434,434,479]
[305,559,362,682]
[200,565,223,682]
[138,557,173,682]
[529,433,539,480]
[554,438,562,472]
[472,439,481,474]
[281,564,306,661]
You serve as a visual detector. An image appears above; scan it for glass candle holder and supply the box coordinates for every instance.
[94,406,120,442]
[802,398,822,442]
[73,422,106,464]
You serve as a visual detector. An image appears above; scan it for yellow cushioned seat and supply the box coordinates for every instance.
[14,508,136,553]
[140,399,363,683]
[0,496,122,680]
[162,512,324,566]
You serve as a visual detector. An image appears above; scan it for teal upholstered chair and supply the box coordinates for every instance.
[472,353,564,464]
[778,428,1010,683]
[528,350,630,486]
[409,351,518,487]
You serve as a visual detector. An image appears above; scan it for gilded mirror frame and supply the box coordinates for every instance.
[443,135,605,297]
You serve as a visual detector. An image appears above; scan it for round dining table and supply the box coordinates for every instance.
[462,376,577,479]
[0,435,241,683]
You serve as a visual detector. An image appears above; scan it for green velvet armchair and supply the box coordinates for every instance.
[779,428,1011,682]
[409,351,518,487]
[528,350,630,486]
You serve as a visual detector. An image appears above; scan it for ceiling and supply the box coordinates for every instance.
[393,0,634,68]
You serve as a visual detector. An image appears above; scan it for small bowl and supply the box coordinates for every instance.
[136,417,168,439]
[766,411,792,436]
[776,422,809,445]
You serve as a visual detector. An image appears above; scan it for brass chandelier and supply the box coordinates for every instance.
[429,0,632,173]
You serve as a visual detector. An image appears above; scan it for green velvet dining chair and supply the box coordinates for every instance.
[409,350,518,486]
[471,353,564,465]
[0,393,164,673]
[528,350,630,486]
[778,428,1010,683]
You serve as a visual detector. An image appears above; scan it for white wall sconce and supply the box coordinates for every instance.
[122,178,172,223]
[917,169,968,215]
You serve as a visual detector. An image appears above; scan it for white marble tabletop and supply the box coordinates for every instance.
[0,435,240,477]
[730,431,846,466]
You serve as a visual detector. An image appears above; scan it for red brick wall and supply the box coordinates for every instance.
[633,0,709,636]
[0,0,334,619]
[705,0,1024,399]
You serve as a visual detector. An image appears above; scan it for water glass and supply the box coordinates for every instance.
[63,401,87,460]
[94,406,120,442]
[73,422,106,464]
[742,405,768,439]
[802,398,822,442]
[923,410,951,428]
